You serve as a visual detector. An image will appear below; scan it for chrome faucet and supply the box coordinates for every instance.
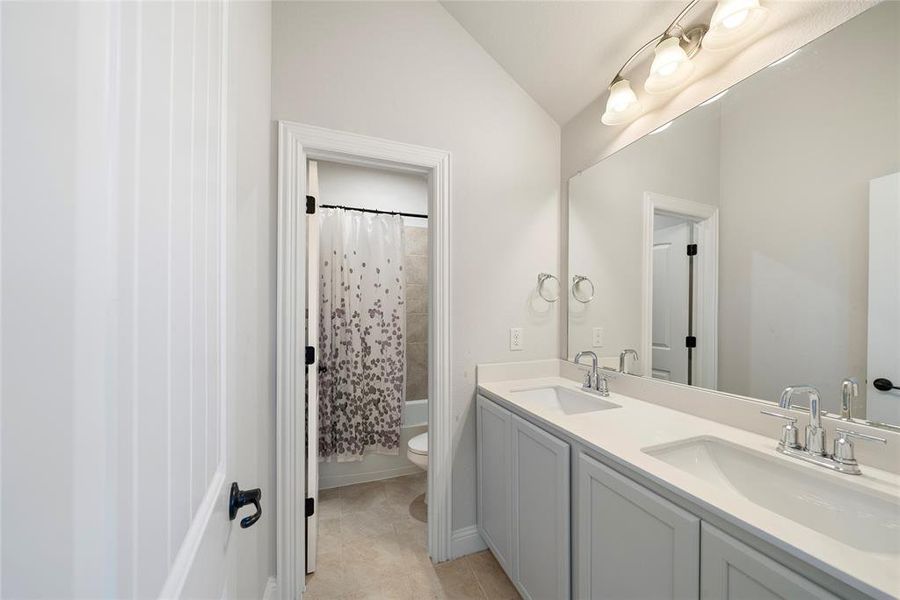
[619,349,639,375]
[763,384,887,475]
[840,377,859,421]
[779,385,826,455]
[574,350,609,397]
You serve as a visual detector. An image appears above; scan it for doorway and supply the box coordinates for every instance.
[275,122,452,600]
[642,192,719,390]
[305,158,431,576]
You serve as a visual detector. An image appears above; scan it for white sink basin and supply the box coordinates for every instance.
[644,436,900,554]
[508,386,620,415]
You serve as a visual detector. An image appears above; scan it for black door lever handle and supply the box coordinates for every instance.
[873,378,900,392]
[229,482,262,529]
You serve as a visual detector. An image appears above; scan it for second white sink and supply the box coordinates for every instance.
[644,436,900,555]
[508,385,621,415]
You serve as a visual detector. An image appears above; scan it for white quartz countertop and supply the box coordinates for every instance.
[477,376,900,600]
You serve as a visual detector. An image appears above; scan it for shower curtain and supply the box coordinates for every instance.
[318,207,406,461]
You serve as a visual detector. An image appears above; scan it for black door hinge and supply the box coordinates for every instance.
[306,195,316,214]
[687,244,698,256]
[685,336,697,348]
[305,497,315,517]
[305,346,315,365]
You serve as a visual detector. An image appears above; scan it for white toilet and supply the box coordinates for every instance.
[407,431,428,471]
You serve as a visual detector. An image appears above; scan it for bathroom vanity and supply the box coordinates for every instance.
[475,361,900,600]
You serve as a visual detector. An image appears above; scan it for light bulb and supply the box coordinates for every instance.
[704,0,768,50]
[601,78,642,126]
[645,37,694,95]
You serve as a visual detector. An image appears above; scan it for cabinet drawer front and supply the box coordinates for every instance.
[700,523,839,600]
[476,395,513,573]
[511,414,571,600]
[576,452,699,600]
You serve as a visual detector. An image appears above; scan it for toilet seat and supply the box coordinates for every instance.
[407,432,428,471]
[408,432,428,456]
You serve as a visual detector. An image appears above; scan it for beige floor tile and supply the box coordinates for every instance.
[433,559,487,600]
[306,474,514,600]
[317,517,342,556]
[466,551,520,600]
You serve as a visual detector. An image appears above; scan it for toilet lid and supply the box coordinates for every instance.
[408,432,428,455]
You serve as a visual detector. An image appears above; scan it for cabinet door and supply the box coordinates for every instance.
[476,395,513,574]
[511,414,571,600]
[700,523,839,600]
[576,452,699,600]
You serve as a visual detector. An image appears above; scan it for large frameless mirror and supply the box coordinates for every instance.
[567,2,900,427]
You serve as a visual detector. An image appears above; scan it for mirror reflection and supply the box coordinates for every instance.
[567,2,900,425]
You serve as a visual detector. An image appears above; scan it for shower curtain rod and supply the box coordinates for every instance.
[319,203,428,219]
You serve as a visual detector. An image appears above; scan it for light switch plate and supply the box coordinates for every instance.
[509,327,524,351]
[592,327,604,348]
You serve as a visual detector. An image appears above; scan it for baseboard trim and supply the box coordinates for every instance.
[261,577,277,600]
[450,525,487,559]
[319,465,423,490]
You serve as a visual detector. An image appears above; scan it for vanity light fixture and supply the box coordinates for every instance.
[645,31,703,94]
[601,0,768,126]
[703,0,768,50]
[601,77,642,126]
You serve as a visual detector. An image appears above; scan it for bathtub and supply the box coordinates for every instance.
[319,398,428,490]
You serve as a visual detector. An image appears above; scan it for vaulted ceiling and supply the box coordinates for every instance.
[442,1,718,126]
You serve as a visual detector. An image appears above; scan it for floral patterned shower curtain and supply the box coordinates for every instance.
[318,207,406,461]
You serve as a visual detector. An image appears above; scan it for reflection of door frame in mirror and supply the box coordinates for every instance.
[642,192,718,389]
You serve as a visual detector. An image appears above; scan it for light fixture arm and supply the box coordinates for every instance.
[607,0,705,88]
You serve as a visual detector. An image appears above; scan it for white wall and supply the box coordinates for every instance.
[317,161,428,228]
[272,1,561,534]
[1,1,275,597]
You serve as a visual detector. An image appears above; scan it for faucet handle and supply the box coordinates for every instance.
[761,410,801,449]
[833,428,887,469]
[835,428,887,444]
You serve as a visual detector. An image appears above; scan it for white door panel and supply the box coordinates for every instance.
[2,2,245,597]
[652,221,691,384]
[868,173,900,424]
[306,160,321,574]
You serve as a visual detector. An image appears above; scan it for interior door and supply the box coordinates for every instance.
[867,172,900,424]
[1,2,249,597]
[306,160,321,573]
[651,218,692,383]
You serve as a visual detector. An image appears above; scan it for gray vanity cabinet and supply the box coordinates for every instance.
[476,395,514,574]
[575,451,699,600]
[476,395,571,599]
[700,523,839,600]
[511,414,570,600]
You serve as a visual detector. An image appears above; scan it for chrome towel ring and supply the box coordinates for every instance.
[537,273,560,302]
[572,275,595,303]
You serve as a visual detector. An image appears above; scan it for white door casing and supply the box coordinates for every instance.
[277,122,452,599]
[2,1,245,598]
[652,219,692,383]
[867,173,900,424]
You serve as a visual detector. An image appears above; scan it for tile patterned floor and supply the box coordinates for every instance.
[306,473,520,600]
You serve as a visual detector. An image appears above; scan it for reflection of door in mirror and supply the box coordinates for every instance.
[868,173,900,424]
[652,215,692,383]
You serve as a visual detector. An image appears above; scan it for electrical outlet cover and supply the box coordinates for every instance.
[592,327,604,348]
[510,327,524,351]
